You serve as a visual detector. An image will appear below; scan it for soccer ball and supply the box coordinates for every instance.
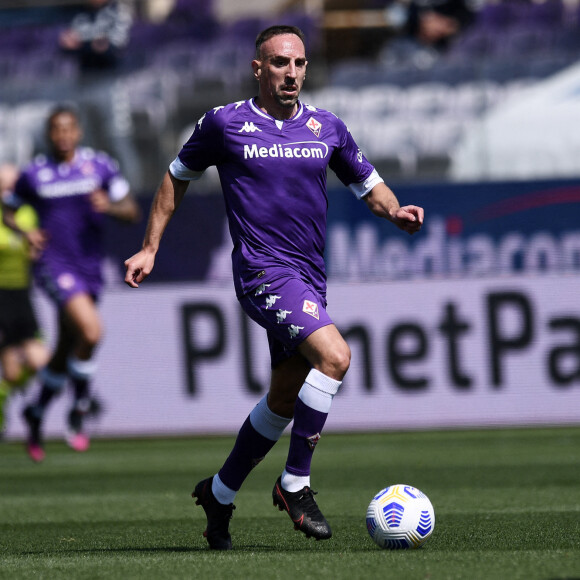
[366,484,435,550]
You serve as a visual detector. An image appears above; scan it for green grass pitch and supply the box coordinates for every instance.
[1,427,579,579]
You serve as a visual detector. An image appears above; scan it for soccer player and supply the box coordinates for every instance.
[0,163,49,433]
[124,25,424,549]
[2,105,140,462]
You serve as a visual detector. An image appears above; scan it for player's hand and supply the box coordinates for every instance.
[124,249,156,288]
[89,189,111,214]
[26,228,48,259]
[59,29,82,50]
[391,205,424,235]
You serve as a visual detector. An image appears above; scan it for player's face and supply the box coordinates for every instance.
[48,112,82,161]
[254,34,307,118]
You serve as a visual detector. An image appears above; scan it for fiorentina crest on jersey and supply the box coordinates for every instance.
[306,117,322,137]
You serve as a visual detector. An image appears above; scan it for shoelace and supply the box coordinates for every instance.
[211,502,236,522]
[295,488,323,517]
[223,504,236,520]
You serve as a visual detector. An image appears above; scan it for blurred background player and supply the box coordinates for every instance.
[2,105,140,462]
[58,0,133,72]
[0,163,50,435]
[57,0,142,191]
[381,0,477,68]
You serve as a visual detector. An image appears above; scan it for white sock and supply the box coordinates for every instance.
[250,395,292,440]
[211,473,236,505]
[281,469,310,492]
[298,368,342,413]
[67,355,97,381]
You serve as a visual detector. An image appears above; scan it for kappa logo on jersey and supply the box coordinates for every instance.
[306,117,322,138]
[265,294,281,309]
[255,283,271,296]
[302,299,319,320]
[239,121,262,133]
[357,148,363,163]
[276,309,292,324]
[288,324,304,339]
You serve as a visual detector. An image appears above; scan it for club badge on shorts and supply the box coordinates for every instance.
[303,299,319,320]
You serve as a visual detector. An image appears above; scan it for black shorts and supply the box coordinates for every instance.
[0,288,41,349]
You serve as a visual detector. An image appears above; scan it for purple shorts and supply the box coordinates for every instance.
[35,261,102,306]
[239,274,333,368]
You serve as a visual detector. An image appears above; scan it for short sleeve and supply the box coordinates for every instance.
[177,107,227,173]
[328,116,376,192]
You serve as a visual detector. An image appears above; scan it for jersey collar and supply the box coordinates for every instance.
[249,98,304,125]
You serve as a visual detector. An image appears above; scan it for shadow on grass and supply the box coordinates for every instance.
[16,542,347,555]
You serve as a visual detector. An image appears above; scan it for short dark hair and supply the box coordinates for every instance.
[47,103,80,128]
[255,25,305,59]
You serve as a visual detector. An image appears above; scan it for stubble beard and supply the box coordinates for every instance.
[275,92,299,110]
[275,81,301,110]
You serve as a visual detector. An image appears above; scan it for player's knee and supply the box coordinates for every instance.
[29,352,50,373]
[81,324,103,350]
[25,342,50,372]
[2,365,21,383]
[325,342,351,380]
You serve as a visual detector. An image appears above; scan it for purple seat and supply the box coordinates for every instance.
[225,17,269,43]
[475,2,515,30]
[497,26,556,58]
[515,0,564,29]
[163,0,220,40]
[448,27,498,60]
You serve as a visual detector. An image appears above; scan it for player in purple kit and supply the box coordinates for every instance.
[2,105,140,462]
[124,25,424,549]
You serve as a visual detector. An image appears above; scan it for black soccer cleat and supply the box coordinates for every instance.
[67,407,84,432]
[192,477,236,550]
[272,476,332,540]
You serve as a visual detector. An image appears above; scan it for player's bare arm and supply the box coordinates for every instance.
[90,189,141,223]
[364,182,424,235]
[1,203,48,254]
[124,171,188,288]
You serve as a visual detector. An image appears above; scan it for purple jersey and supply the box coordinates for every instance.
[170,99,382,298]
[11,147,130,301]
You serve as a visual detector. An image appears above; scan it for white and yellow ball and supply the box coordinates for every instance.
[366,484,435,550]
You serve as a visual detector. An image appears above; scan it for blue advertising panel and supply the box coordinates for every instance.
[325,178,580,281]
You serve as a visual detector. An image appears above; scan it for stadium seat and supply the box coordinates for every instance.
[404,83,453,118]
